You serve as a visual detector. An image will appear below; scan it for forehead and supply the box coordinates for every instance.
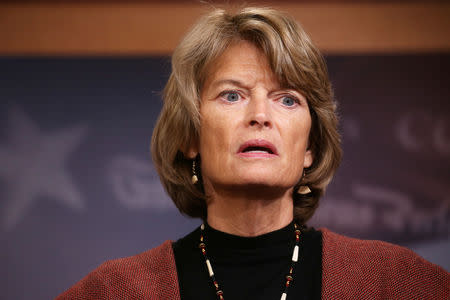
[203,41,280,89]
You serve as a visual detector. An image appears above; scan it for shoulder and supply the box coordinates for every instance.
[97,240,175,278]
[320,228,449,299]
[56,240,180,300]
[321,228,419,263]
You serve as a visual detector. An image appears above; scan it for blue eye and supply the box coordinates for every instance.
[281,96,297,106]
[224,91,240,102]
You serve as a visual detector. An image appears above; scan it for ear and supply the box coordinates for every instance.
[303,149,313,168]
[185,140,199,159]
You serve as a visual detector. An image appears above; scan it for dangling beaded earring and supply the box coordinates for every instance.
[297,169,311,195]
[191,160,198,184]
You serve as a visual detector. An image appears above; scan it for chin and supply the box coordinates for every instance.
[234,173,292,189]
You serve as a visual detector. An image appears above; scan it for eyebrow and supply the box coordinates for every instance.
[210,79,247,89]
[208,78,300,97]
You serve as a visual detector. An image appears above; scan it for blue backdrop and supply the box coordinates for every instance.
[1,55,449,299]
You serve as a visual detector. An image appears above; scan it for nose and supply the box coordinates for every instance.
[247,93,272,128]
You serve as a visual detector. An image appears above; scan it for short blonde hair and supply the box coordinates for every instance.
[151,7,342,224]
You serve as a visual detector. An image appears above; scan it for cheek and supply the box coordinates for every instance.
[199,114,230,158]
[288,145,307,172]
[284,118,311,167]
[284,144,307,185]
[198,115,235,181]
[284,118,310,148]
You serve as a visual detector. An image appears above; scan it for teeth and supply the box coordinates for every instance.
[246,150,269,153]
[243,146,272,154]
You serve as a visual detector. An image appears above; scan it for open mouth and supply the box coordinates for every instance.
[241,146,274,154]
[238,139,278,156]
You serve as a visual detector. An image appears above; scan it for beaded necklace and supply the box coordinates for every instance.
[199,223,301,300]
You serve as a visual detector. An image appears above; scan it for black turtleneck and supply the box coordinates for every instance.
[172,222,322,300]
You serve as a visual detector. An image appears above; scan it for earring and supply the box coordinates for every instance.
[297,185,312,195]
[191,160,198,184]
[297,169,311,195]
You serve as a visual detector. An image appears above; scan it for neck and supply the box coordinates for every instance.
[206,185,294,237]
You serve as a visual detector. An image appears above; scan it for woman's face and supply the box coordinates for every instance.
[190,41,313,193]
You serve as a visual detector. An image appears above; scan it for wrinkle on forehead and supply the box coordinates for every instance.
[203,41,281,93]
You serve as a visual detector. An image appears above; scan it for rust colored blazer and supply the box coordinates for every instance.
[56,229,450,299]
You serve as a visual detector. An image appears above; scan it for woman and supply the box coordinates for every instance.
[57,7,449,300]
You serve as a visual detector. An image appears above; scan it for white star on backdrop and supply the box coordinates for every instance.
[0,107,87,231]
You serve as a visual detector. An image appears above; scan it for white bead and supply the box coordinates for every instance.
[292,245,299,262]
[201,224,205,230]
[206,259,214,277]
[280,292,287,300]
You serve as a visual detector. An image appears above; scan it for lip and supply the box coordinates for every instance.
[237,139,278,158]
